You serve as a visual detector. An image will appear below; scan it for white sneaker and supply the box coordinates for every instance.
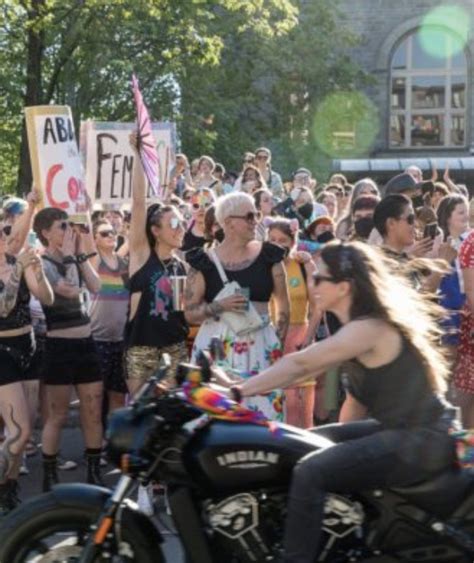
[137,484,154,516]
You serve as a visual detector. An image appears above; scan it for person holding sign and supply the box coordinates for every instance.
[0,205,54,517]
[32,208,104,492]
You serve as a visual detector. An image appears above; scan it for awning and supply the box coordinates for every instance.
[332,157,474,174]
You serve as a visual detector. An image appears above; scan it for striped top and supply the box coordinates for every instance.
[90,255,129,341]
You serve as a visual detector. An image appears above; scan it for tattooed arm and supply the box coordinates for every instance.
[184,268,212,324]
[271,262,290,344]
[0,260,24,318]
[184,267,248,324]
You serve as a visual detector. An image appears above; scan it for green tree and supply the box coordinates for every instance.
[0,0,297,194]
[180,0,369,180]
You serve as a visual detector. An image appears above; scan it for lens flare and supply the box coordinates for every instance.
[419,6,469,60]
[312,91,379,158]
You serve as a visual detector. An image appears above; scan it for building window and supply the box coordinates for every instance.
[390,28,467,149]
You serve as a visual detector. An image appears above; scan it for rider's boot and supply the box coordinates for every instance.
[85,448,105,486]
[42,453,59,492]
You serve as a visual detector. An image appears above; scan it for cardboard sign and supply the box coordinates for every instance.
[25,105,88,221]
[81,121,176,205]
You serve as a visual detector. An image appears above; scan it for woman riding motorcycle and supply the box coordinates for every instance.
[231,241,457,563]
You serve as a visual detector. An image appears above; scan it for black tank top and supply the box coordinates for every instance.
[344,337,446,429]
[0,256,31,331]
[185,242,285,303]
[125,252,188,348]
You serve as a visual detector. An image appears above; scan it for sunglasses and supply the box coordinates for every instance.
[229,211,262,224]
[192,201,212,211]
[169,217,185,230]
[98,229,116,238]
[313,274,337,286]
[256,154,269,161]
[0,225,12,238]
[400,213,416,225]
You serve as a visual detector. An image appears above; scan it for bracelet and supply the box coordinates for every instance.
[62,255,77,265]
[230,386,243,404]
[77,252,97,264]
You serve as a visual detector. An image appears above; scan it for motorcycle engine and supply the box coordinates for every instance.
[318,494,365,562]
[203,491,286,562]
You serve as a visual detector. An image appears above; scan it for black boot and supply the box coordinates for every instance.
[85,448,105,486]
[0,480,19,518]
[7,479,20,510]
[42,453,59,492]
[0,482,11,518]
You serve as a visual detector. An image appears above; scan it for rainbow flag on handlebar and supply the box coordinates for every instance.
[182,371,280,435]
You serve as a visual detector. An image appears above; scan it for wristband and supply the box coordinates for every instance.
[62,255,77,265]
[77,252,97,264]
[230,386,243,404]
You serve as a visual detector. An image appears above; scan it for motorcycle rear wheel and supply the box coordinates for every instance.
[0,492,162,563]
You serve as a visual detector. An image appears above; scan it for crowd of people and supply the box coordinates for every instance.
[0,138,473,528]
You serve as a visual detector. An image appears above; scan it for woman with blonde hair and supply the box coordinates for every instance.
[185,192,289,421]
[231,241,456,562]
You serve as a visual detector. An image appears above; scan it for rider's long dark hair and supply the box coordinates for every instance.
[320,241,449,394]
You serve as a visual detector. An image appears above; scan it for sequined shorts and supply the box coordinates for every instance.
[125,342,188,384]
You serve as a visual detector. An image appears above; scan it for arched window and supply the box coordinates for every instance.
[390,27,467,148]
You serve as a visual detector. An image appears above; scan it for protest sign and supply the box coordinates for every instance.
[25,105,88,221]
[81,121,176,205]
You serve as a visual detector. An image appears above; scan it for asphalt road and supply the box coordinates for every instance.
[18,425,184,562]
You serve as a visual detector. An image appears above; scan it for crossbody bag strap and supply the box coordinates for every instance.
[209,249,230,286]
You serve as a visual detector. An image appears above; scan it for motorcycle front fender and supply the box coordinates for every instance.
[49,483,163,545]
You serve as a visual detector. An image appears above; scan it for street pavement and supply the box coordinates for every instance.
[18,426,184,562]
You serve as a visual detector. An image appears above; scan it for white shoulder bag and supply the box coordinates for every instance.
[209,249,267,336]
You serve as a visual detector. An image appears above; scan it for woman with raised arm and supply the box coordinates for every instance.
[184,192,290,421]
[231,241,456,563]
[0,207,53,516]
[125,134,188,396]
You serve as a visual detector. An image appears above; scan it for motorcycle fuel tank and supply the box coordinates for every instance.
[182,420,332,493]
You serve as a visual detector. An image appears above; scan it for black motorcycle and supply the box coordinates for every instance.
[1,349,474,563]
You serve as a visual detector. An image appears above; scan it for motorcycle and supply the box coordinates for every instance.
[1,345,474,563]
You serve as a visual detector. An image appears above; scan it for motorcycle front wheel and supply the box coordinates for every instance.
[0,491,162,563]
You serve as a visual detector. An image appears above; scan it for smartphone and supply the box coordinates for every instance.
[27,231,37,248]
[423,222,438,240]
[234,287,250,311]
[297,239,322,254]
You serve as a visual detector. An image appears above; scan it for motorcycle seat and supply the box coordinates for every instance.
[390,467,474,517]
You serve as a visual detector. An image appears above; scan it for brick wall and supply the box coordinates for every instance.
[335,0,474,156]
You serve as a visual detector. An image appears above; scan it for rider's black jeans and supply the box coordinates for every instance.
[283,419,456,563]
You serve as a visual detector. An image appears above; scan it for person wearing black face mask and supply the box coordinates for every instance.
[349,195,380,242]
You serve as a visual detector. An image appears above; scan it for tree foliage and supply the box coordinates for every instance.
[0,0,365,194]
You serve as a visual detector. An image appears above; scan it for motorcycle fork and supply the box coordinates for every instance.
[78,475,134,563]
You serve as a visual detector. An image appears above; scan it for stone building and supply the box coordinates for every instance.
[332,0,474,185]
